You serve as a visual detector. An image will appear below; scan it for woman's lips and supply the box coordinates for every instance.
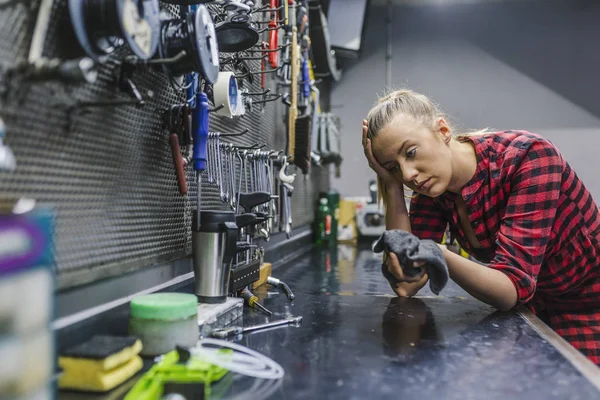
[417,178,431,191]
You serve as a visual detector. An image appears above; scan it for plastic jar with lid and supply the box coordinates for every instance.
[129,293,198,356]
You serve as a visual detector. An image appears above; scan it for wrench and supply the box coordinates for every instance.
[210,316,303,339]
[221,143,230,203]
[229,143,236,210]
[282,182,294,238]
[210,133,218,184]
[267,156,275,233]
[217,136,225,200]
[236,151,244,214]
[207,133,215,184]
[249,152,255,191]
[242,150,249,193]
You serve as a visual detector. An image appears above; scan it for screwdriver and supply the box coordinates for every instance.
[240,288,272,316]
[192,90,210,228]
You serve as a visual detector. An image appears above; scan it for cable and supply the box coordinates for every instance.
[193,339,283,380]
[190,338,284,380]
[227,375,283,400]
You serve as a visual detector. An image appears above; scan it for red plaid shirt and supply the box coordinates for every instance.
[409,131,600,364]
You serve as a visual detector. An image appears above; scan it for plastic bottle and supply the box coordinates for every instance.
[327,191,340,243]
[315,198,331,246]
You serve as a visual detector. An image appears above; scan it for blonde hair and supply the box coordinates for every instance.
[366,89,487,209]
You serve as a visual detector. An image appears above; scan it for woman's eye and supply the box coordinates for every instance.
[406,148,416,158]
[388,165,400,173]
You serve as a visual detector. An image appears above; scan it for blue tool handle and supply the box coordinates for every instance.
[192,92,209,171]
[302,59,310,98]
[186,73,198,108]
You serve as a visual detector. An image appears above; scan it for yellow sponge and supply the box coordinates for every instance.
[58,335,143,392]
[59,355,143,392]
[59,339,142,372]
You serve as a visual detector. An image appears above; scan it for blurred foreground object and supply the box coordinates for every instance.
[0,199,55,399]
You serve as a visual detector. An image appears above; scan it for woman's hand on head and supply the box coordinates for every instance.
[362,119,400,189]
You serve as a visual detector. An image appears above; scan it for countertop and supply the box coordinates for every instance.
[58,243,600,399]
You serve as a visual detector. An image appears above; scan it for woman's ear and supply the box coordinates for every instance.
[436,118,452,144]
[443,131,452,144]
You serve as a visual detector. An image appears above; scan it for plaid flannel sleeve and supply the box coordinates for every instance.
[490,140,562,303]
[409,194,447,243]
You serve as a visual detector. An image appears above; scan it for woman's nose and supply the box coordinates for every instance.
[402,166,418,183]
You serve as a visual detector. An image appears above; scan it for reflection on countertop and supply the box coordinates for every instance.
[240,243,600,400]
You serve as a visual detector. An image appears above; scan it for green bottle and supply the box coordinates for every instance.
[316,197,332,246]
[327,191,340,243]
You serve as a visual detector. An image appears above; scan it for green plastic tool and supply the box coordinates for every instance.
[124,348,229,400]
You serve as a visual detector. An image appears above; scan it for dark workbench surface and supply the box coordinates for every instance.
[58,244,600,400]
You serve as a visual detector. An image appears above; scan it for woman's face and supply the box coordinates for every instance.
[370,115,453,197]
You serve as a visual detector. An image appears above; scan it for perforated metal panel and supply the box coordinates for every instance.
[0,0,329,289]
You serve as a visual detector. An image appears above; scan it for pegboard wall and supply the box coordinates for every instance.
[0,0,330,290]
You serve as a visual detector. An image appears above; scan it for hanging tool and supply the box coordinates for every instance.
[267,276,295,300]
[310,83,322,166]
[29,0,53,64]
[267,153,277,234]
[69,0,161,60]
[182,104,193,165]
[278,156,295,237]
[297,2,309,37]
[215,1,260,53]
[281,182,293,238]
[268,0,279,68]
[292,7,311,173]
[287,1,299,159]
[13,57,97,83]
[306,2,341,81]
[210,316,302,339]
[15,0,96,84]
[167,104,192,195]
[192,87,210,228]
[170,133,188,195]
[301,55,310,102]
[160,5,220,84]
[186,73,198,107]
[240,288,272,316]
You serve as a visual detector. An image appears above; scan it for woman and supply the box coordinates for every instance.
[362,89,600,364]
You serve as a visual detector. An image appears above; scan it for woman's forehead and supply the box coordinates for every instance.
[380,116,426,141]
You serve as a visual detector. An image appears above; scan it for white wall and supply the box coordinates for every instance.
[331,1,600,199]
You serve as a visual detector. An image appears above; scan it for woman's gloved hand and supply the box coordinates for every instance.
[384,252,429,297]
[362,119,400,189]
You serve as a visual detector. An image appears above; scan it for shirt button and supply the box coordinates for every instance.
[473,221,480,227]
